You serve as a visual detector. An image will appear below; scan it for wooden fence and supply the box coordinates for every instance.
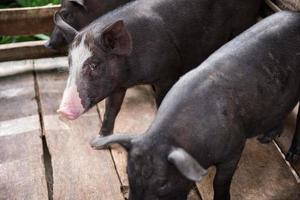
[0,5,66,62]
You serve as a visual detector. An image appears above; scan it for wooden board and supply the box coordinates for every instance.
[276,0,300,11]
[0,73,48,200]
[0,5,60,36]
[275,105,300,175]
[34,58,124,200]
[0,41,67,62]
[98,85,202,200]
[197,138,300,200]
[0,57,67,77]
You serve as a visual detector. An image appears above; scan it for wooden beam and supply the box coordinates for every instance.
[265,0,282,12]
[0,5,60,36]
[0,41,67,62]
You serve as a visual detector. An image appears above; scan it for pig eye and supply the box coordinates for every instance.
[89,63,97,71]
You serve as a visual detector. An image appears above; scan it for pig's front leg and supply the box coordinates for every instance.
[213,143,244,200]
[99,89,126,136]
[286,104,300,162]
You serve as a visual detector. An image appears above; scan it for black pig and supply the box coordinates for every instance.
[55,0,262,135]
[45,0,130,49]
[55,0,263,136]
[91,11,300,200]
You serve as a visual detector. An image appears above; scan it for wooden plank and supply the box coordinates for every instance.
[197,138,300,200]
[0,5,60,35]
[0,41,67,62]
[0,73,48,200]
[276,0,300,11]
[0,56,67,77]
[265,0,282,12]
[34,58,124,200]
[98,85,202,199]
[275,105,300,175]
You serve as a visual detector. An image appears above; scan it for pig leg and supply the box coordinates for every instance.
[213,146,244,200]
[99,89,126,136]
[286,104,300,162]
[257,124,284,144]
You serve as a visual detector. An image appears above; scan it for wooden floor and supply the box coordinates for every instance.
[0,57,299,200]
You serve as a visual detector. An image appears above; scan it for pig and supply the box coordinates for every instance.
[55,0,263,136]
[90,11,300,200]
[45,0,131,49]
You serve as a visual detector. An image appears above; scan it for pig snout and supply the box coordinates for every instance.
[57,86,84,120]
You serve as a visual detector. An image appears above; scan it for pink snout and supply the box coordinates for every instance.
[57,86,84,120]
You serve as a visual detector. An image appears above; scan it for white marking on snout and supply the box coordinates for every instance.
[67,34,92,88]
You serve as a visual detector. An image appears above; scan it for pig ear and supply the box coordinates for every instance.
[69,0,87,9]
[54,12,78,43]
[100,20,132,56]
[168,148,207,182]
[90,134,135,151]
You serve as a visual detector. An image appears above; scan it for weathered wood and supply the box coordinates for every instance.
[0,57,67,77]
[197,138,300,200]
[35,58,124,200]
[98,85,202,199]
[0,41,67,62]
[276,0,300,11]
[265,0,282,12]
[0,5,60,36]
[0,73,48,200]
[275,105,300,175]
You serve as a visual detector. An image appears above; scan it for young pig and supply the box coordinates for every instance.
[56,0,263,136]
[90,11,300,200]
[45,0,131,49]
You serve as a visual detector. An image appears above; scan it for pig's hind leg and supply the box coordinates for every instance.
[286,104,300,162]
[257,124,284,144]
[99,89,126,136]
[153,78,179,107]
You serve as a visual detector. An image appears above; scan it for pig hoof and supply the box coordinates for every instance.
[286,149,300,162]
[257,135,272,144]
[99,130,113,136]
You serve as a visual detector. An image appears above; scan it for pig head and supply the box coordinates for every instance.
[55,13,132,119]
[45,0,130,49]
[90,134,207,200]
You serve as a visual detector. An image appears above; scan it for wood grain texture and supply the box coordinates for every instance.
[276,0,300,11]
[197,138,300,200]
[0,57,68,77]
[0,41,67,62]
[0,73,48,200]
[98,85,202,200]
[275,105,300,175]
[0,5,60,35]
[35,58,124,200]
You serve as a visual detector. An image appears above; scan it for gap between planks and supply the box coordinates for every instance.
[33,60,54,200]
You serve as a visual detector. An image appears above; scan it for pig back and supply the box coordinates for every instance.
[151,0,263,73]
[150,11,300,144]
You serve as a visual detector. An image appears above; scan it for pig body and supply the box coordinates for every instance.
[91,11,300,200]
[56,0,263,136]
[46,0,131,49]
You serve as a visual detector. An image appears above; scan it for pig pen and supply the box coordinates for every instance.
[0,1,300,200]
